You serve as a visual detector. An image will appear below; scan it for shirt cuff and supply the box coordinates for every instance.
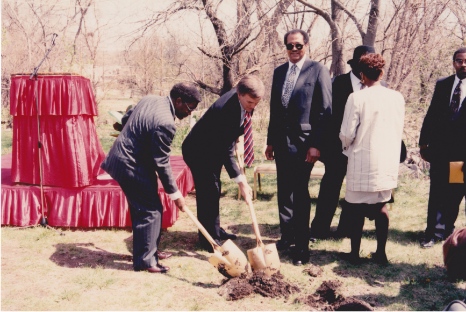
[168,190,182,201]
[233,174,246,183]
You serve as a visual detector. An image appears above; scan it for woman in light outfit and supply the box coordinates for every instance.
[339,53,405,265]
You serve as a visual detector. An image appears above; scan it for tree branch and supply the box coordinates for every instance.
[333,0,366,40]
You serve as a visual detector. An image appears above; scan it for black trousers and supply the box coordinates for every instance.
[185,160,224,245]
[310,153,351,237]
[119,178,163,270]
[275,152,314,250]
[425,161,465,240]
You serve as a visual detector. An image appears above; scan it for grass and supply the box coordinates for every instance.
[1,95,466,310]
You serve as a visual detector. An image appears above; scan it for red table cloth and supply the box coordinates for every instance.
[1,154,194,228]
[9,74,105,187]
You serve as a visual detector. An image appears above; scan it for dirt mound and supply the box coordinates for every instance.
[296,280,374,311]
[303,264,323,277]
[218,271,300,301]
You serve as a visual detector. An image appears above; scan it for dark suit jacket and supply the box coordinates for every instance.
[100,95,178,194]
[267,57,332,158]
[182,89,245,179]
[419,75,466,163]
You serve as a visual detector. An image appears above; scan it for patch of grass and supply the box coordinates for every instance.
[1,129,13,155]
[73,266,117,289]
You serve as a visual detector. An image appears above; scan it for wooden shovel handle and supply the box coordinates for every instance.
[245,198,263,247]
[182,206,222,250]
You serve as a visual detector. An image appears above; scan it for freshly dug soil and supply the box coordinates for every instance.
[303,264,323,277]
[296,280,374,311]
[218,271,300,301]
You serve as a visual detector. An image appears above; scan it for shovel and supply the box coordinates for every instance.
[183,205,249,278]
[245,198,281,276]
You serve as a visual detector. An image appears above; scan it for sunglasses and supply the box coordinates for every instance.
[184,102,195,112]
[286,43,304,50]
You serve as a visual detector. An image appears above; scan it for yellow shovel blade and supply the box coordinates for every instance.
[247,246,267,272]
[221,239,250,276]
[263,243,281,276]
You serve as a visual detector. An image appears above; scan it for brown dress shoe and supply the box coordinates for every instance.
[139,264,170,273]
[157,250,172,260]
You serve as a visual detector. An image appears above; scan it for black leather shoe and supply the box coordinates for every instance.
[276,239,293,251]
[157,250,172,260]
[219,227,237,240]
[420,238,440,248]
[135,263,170,273]
[292,249,309,266]
[200,239,222,253]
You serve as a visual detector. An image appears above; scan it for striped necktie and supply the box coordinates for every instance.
[244,111,254,167]
[450,80,462,120]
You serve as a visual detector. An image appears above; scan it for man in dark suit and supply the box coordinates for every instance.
[265,29,332,265]
[182,75,263,252]
[100,83,201,273]
[419,47,466,248]
[309,45,377,240]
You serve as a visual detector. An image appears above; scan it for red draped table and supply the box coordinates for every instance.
[10,74,104,187]
[1,154,194,228]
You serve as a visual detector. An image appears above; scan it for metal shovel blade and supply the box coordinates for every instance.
[183,205,248,278]
[263,243,281,276]
[247,246,267,272]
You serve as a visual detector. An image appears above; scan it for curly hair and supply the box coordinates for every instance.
[170,83,202,104]
[359,53,386,81]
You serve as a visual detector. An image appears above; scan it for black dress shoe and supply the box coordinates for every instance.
[276,239,293,251]
[370,252,388,265]
[157,250,172,260]
[292,249,309,266]
[219,228,237,240]
[135,263,170,273]
[200,239,222,253]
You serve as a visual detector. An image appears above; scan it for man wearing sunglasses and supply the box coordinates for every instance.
[101,83,201,273]
[419,47,466,248]
[265,29,332,265]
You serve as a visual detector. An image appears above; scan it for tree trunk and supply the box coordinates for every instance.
[331,0,345,76]
[364,0,380,46]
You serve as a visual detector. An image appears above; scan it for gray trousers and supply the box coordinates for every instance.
[119,179,163,270]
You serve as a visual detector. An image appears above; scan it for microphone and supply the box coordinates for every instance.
[51,33,58,46]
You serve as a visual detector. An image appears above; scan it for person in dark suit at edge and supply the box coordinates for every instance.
[265,29,332,265]
[182,75,263,252]
[100,83,202,273]
[419,47,466,248]
[309,45,388,241]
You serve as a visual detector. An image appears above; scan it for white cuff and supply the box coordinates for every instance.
[168,190,182,201]
[233,174,246,184]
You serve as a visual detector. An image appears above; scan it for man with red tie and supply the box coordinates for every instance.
[182,75,264,252]
[419,47,466,248]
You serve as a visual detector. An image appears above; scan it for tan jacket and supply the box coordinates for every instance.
[339,85,405,192]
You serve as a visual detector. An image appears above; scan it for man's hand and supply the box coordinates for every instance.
[238,181,253,202]
[174,197,186,212]
[305,147,320,163]
[419,144,428,161]
[265,145,274,160]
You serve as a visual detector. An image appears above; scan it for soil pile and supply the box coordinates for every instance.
[303,264,323,277]
[218,271,300,301]
[296,280,373,311]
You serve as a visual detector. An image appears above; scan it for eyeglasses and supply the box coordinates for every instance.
[455,59,466,65]
[286,43,304,51]
[184,102,195,112]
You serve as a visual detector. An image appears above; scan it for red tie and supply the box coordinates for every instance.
[244,112,254,167]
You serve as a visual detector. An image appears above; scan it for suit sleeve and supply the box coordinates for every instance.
[419,80,442,146]
[121,106,135,127]
[267,69,280,147]
[339,93,359,154]
[223,138,242,180]
[151,123,179,195]
[307,65,332,150]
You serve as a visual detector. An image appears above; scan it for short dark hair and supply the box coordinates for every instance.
[359,53,386,81]
[236,75,265,98]
[284,29,309,45]
[453,47,466,60]
[170,83,202,104]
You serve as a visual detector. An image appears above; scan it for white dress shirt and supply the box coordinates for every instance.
[282,56,307,95]
[350,71,365,92]
[450,75,466,110]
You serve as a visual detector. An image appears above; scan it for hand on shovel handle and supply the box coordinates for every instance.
[174,197,186,212]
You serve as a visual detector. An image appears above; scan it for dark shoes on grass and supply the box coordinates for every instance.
[135,263,170,273]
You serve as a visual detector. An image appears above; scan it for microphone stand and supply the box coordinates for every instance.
[28,33,64,236]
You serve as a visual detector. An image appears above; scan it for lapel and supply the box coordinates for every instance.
[344,72,354,94]
[290,58,313,101]
[277,63,289,98]
[442,75,456,108]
